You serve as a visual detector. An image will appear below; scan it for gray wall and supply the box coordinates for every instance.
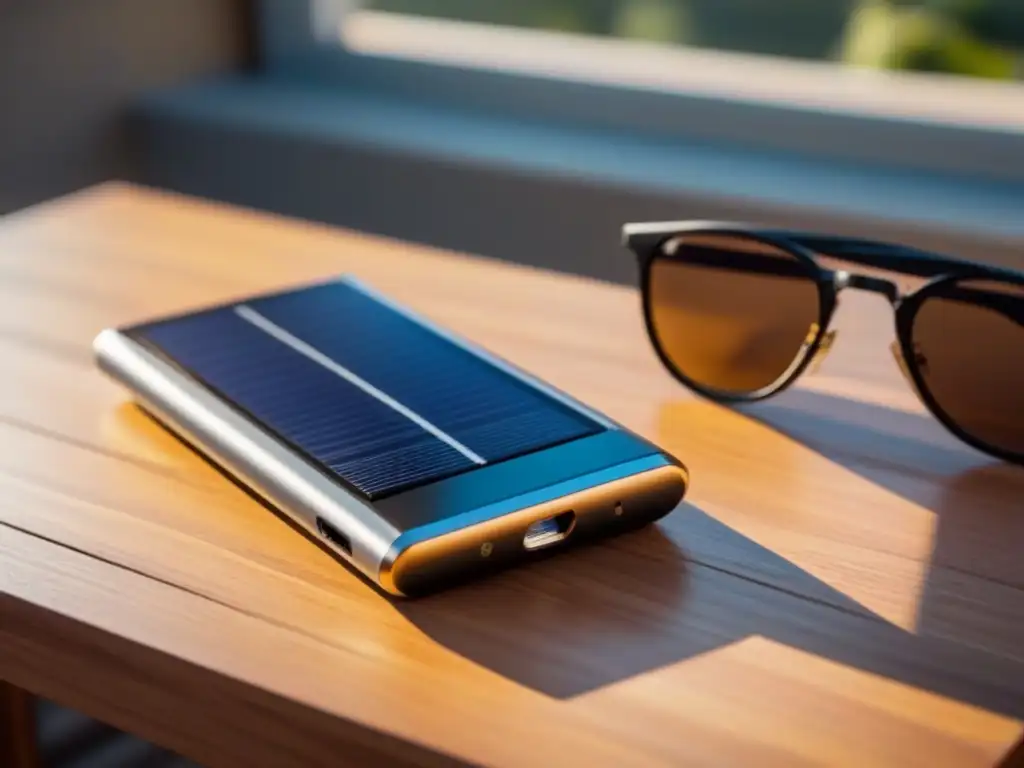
[0,0,251,214]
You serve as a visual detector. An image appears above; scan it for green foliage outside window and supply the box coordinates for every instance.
[365,0,1023,80]
[841,0,1022,78]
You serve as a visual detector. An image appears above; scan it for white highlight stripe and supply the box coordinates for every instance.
[234,304,486,465]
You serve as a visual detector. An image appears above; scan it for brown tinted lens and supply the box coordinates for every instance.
[911,279,1024,458]
[648,233,821,395]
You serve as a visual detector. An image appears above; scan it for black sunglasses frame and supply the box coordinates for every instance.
[624,221,1024,465]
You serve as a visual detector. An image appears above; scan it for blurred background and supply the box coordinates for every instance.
[3,0,1023,288]
[366,0,1024,79]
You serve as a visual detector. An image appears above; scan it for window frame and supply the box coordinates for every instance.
[135,1,1023,286]
[256,0,1024,185]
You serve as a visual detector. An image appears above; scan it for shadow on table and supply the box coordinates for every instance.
[397,388,1024,717]
[396,504,890,700]
[739,388,1024,655]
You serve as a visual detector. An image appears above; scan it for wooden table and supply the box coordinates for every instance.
[0,183,1022,767]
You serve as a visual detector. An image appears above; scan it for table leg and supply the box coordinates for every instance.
[0,681,39,768]
[999,732,1024,768]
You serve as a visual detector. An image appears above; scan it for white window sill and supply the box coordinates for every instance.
[343,10,1024,133]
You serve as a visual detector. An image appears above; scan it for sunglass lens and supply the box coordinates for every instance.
[909,278,1024,458]
[647,233,822,396]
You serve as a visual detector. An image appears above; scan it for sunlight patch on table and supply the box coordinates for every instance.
[578,636,1021,768]
[658,400,939,630]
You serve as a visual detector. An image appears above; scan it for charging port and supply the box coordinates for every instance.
[316,517,352,555]
[523,510,576,550]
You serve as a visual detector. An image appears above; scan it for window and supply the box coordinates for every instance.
[354,0,1023,81]
[333,0,1024,156]
[184,1,1023,283]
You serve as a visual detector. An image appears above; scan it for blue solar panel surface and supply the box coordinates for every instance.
[133,281,603,498]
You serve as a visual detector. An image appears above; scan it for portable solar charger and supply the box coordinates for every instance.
[95,277,688,596]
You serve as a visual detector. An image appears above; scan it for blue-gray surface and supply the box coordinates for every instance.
[135,76,1024,285]
[140,77,1024,241]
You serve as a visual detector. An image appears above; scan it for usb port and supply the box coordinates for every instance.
[316,517,352,555]
[523,511,576,550]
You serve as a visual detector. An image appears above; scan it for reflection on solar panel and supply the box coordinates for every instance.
[133,280,603,498]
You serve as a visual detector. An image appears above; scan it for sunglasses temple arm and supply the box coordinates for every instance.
[776,232,975,280]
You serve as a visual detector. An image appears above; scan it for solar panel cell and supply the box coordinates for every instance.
[132,281,602,499]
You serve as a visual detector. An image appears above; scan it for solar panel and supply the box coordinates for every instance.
[132,280,603,499]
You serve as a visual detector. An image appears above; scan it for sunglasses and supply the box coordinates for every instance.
[623,221,1024,465]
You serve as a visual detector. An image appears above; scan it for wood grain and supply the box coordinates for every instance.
[0,183,1022,767]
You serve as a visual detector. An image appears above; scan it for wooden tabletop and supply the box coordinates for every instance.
[0,183,1022,767]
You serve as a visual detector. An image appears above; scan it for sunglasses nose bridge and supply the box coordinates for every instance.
[806,326,838,375]
[890,341,913,381]
[839,273,902,305]
[889,341,929,403]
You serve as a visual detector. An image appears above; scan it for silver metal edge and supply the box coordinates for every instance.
[343,276,619,430]
[384,453,674,558]
[93,328,400,584]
